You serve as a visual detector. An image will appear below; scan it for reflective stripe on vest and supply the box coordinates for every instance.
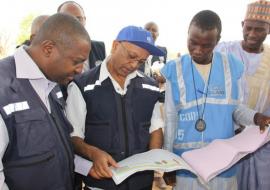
[175,53,239,111]
[84,80,101,92]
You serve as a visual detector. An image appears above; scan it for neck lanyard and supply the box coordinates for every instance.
[190,56,213,132]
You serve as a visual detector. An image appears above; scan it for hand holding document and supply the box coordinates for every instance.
[111,125,270,185]
[182,125,270,182]
[111,149,195,185]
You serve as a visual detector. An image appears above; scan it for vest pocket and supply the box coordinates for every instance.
[85,121,111,150]
[4,151,63,190]
[14,108,54,157]
[137,121,150,152]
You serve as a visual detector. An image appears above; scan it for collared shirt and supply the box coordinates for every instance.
[66,56,164,138]
[0,46,57,190]
[66,56,164,179]
[14,46,57,112]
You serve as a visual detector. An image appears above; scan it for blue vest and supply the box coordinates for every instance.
[0,57,74,190]
[74,65,162,190]
[162,52,243,178]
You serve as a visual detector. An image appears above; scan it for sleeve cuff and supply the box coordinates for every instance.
[74,155,93,176]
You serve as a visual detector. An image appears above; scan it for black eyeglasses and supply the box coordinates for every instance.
[119,42,147,65]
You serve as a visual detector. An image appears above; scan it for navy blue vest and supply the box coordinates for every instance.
[0,57,75,190]
[74,65,162,190]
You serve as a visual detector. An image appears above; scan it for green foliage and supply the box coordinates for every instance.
[0,30,11,58]
[16,14,36,46]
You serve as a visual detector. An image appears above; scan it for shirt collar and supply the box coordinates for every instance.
[14,46,56,85]
[15,46,48,79]
[99,55,144,83]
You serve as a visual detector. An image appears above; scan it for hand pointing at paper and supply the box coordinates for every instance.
[89,147,119,179]
[254,113,270,133]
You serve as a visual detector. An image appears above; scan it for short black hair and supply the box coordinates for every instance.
[32,13,90,49]
[57,1,85,14]
[189,10,222,37]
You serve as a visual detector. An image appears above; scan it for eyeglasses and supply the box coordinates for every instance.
[119,42,147,65]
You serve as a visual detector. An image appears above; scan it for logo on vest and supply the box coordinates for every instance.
[3,101,30,115]
[208,85,225,97]
[179,111,197,121]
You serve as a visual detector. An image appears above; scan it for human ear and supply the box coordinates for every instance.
[40,40,56,57]
[110,40,119,54]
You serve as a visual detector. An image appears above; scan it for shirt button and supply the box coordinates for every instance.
[120,152,125,155]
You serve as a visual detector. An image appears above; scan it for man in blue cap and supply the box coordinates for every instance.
[66,25,165,190]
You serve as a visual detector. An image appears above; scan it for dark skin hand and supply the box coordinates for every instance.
[88,147,119,179]
[153,73,166,84]
[71,137,118,179]
[254,113,270,133]
[73,128,163,179]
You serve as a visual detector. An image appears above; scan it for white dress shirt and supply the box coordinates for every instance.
[0,46,56,190]
[66,56,164,176]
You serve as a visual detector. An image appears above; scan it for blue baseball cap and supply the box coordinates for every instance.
[116,25,165,56]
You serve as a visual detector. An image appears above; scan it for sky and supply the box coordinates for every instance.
[1,0,266,58]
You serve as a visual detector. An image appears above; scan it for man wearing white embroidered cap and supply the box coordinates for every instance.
[66,25,165,190]
[215,1,270,189]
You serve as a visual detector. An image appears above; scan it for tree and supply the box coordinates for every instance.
[0,31,11,59]
[16,14,36,46]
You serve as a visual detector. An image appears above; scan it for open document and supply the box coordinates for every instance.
[111,125,270,185]
[111,149,196,185]
[182,125,270,182]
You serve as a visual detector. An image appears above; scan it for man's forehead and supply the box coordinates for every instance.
[189,24,218,34]
[244,20,270,28]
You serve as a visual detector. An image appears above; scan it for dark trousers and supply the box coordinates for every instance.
[74,173,83,190]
